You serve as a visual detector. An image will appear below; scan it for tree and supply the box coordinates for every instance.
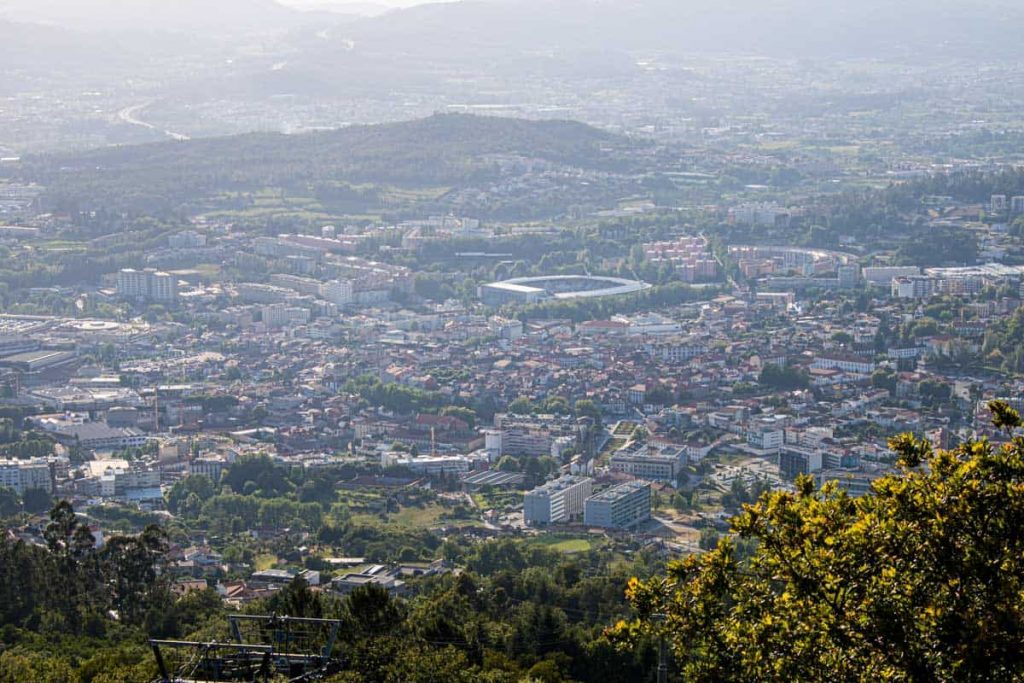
[508,397,536,415]
[440,406,476,430]
[697,527,719,551]
[23,488,54,515]
[616,401,1024,682]
[0,487,19,517]
[758,363,809,391]
[542,396,571,415]
[266,577,324,619]
[103,525,169,624]
[574,399,602,425]
[871,368,897,395]
[0,650,76,683]
[222,454,292,497]
[166,474,215,515]
[343,584,406,640]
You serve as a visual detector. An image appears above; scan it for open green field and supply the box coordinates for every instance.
[35,240,87,252]
[529,536,593,553]
[254,553,279,571]
[472,490,523,512]
[388,503,449,528]
[378,186,450,203]
[350,501,452,529]
[612,421,637,436]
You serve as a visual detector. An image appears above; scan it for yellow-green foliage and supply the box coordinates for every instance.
[615,400,1024,682]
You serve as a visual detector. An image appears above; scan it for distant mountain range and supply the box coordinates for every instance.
[3,0,1022,57]
[0,19,198,70]
[0,0,324,33]
[331,0,1024,60]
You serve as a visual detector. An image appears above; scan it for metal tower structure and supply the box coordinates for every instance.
[150,614,343,683]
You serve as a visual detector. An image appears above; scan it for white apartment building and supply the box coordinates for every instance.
[861,266,921,286]
[891,275,937,299]
[747,428,785,451]
[811,354,876,374]
[0,459,53,494]
[524,475,593,525]
[117,268,179,303]
[321,279,355,306]
[584,481,651,529]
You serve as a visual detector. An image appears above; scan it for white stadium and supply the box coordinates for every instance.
[479,275,651,305]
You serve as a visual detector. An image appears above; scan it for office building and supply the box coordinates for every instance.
[837,265,860,289]
[117,268,179,303]
[584,481,651,529]
[0,459,53,494]
[779,445,823,479]
[190,457,227,484]
[167,231,207,249]
[862,266,921,286]
[524,475,593,525]
[892,275,938,299]
[491,413,582,457]
[321,279,354,306]
[609,445,685,481]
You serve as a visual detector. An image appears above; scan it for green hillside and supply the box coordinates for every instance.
[14,114,648,217]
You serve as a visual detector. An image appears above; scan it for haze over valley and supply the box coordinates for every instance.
[2,2,1024,682]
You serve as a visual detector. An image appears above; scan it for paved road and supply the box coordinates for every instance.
[118,102,190,141]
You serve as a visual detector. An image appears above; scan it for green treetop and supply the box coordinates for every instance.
[614,400,1024,682]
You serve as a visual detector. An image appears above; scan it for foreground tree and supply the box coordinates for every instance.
[616,401,1024,682]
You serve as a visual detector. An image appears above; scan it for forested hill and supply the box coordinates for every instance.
[14,114,649,218]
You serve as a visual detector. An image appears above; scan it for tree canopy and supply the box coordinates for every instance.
[616,400,1024,682]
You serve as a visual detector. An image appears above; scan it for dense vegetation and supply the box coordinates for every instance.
[13,114,648,217]
[617,402,1024,682]
[983,307,1024,374]
[4,409,1024,680]
[0,499,665,682]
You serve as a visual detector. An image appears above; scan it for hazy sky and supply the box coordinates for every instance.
[280,0,444,8]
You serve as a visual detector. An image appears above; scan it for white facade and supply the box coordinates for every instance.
[484,430,502,460]
[0,459,52,494]
[191,457,226,484]
[117,268,179,303]
[584,481,651,529]
[261,304,289,330]
[747,429,784,451]
[524,475,593,525]
[811,355,875,374]
[862,266,921,286]
[892,276,937,299]
[321,279,354,306]
[168,231,207,249]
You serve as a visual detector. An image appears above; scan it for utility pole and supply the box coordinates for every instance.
[652,613,668,683]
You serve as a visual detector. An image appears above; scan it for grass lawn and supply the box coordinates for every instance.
[36,240,87,252]
[473,491,523,512]
[531,536,593,553]
[254,553,279,571]
[596,436,629,466]
[613,421,637,436]
[191,263,223,278]
[379,185,451,203]
[389,503,448,528]
[352,503,450,529]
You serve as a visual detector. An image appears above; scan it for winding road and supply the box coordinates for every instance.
[117,102,190,141]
